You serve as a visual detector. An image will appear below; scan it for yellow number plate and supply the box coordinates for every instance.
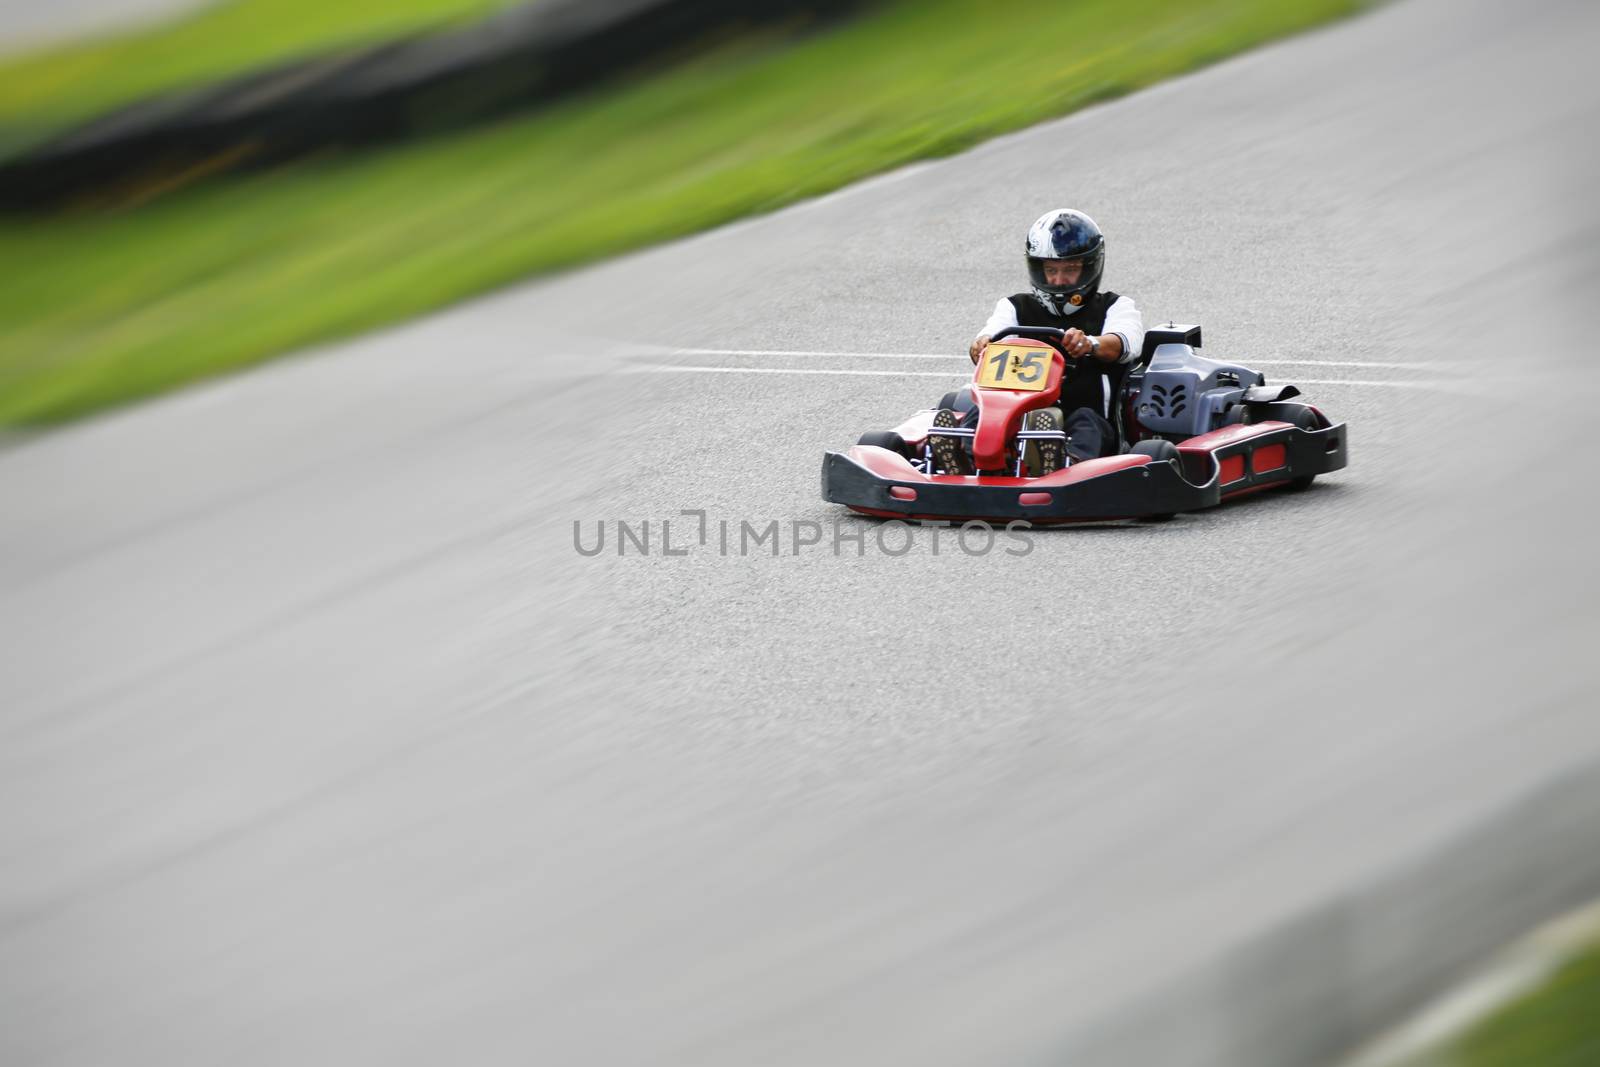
[974,343,1052,392]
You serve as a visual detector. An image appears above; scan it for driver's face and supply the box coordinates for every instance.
[1043,259,1083,286]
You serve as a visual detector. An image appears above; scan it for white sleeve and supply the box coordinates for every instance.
[1103,295,1144,365]
[978,298,1018,341]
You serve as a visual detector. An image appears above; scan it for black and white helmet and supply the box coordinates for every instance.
[1025,208,1105,315]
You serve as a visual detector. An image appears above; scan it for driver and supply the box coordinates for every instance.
[931,208,1143,474]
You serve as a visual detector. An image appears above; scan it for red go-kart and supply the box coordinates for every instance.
[821,324,1347,523]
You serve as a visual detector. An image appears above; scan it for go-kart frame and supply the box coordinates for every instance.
[821,324,1348,523]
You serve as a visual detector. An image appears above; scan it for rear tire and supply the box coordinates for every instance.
[1225,405,1319,488]
[1283,407,1320,490]
[857,430,910,458]
[1285,406,1320,431]
[1224,402,1319,430]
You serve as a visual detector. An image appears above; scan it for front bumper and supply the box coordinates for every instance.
[821,447,1220,523]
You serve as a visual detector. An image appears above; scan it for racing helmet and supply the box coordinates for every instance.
[1025,208,1105,315]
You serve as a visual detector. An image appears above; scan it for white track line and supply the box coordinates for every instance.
[670,347,1437,370]
[653,366,962,378]
[674,348,955,360]
[1284,379,1441,388]
[1336,898,1600,1067]
[649,365,1441,388]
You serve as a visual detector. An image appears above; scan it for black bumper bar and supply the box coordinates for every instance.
[821,451,1220,522]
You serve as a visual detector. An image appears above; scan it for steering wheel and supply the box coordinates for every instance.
[991,326,1066,349]
[988,326,1091,371]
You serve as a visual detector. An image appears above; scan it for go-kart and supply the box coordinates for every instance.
[820,324,1347,523]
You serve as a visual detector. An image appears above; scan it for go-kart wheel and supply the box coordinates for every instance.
[1283,407,1321,491]
[857,430,911,458]
[937,388,977,415]
[1130,439,1179,464]
[1130,439,1180,521]
[1220,404,1322,489]
[1225,402,1319,430]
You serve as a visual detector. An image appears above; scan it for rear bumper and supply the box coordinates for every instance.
[1178,417,1348,498]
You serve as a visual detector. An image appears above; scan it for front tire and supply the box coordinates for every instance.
[1130,438,1179,464]
[1130,439,1180,521]
[857,430,910,458]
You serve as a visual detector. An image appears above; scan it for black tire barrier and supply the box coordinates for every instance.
[0,0,872,213]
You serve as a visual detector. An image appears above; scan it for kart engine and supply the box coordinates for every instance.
[1133,332,1265,439]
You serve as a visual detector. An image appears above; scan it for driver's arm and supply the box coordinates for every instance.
[1101,295,1143,363]
[1090,332,1124,362]
[1061,328,1123,361]
[1068,296,1142,363]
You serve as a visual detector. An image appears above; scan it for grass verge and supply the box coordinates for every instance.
[0,0,1368,426]
[1402,938,1600,1067]
[0,0,511,154]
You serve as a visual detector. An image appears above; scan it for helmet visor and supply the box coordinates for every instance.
[1027,247,1103,297]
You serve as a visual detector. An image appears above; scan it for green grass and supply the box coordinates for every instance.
[0,0,512,153]
[1402,940,1600,1067]
[0,0,1369,426]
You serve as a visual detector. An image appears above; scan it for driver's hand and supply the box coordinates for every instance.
[1062,328,1089,358]
[969,335,991,363]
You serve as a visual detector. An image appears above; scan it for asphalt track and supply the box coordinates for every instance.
[3,0,1599,1063]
